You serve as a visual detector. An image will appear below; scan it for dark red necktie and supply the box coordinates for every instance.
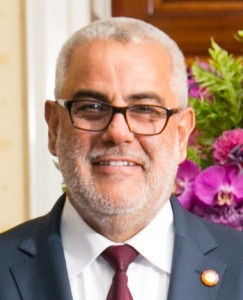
[102,245,138,300]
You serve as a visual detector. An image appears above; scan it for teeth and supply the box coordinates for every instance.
[98,161,136,166]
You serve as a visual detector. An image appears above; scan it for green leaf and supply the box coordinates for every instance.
[188,38,243,169]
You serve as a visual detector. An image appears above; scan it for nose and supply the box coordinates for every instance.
[100,113,134,145]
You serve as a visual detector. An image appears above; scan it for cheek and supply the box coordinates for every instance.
[139,132,174,155]
[55,129,91,183]
[140,131,180,167]
[56,123,102,158]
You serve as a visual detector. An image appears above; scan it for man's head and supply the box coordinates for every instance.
[45,17,195,241]
[54,17,188,107]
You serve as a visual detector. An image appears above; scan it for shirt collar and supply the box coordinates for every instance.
[127,200,174,274]
[61,197,174,280]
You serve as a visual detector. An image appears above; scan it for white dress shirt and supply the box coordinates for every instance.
[61,198,175,300]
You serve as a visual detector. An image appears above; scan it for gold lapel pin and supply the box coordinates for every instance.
[201,270,219,287]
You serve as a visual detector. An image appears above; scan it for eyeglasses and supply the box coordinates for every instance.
[56,99,182,136]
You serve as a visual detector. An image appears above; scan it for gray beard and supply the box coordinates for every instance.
[56,130,180,234]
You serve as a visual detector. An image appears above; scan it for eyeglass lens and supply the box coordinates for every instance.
[69,101,168,135]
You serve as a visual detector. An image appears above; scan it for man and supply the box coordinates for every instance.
[1,17,243,300]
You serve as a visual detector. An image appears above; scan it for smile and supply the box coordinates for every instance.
[96,161,136,166]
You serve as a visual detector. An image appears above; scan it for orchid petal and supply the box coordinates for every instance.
[178,184,195,210]
[177,159,200,181]
[176,160,200,209]
[194,166,226,205]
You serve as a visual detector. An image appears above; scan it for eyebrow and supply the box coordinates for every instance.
[128,92,164,105]
[72,90,164,105]
[72,90,108,102]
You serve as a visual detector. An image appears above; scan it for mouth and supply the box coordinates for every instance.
[90,158,142,177]
[88,149,149,170]
[94,160,137,166]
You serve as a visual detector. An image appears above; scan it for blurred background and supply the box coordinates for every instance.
[0,0,242,231]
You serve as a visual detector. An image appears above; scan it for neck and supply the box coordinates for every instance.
[69,197,161,242]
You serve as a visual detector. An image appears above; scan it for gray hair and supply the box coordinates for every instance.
[55,17,188,107]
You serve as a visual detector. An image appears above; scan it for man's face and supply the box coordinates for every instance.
[45,40,194,235]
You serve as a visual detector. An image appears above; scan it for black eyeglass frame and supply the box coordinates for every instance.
[56,99,182,136]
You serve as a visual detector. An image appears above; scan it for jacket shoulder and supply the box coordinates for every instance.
[0,196,65,267]
[0,215,49,265]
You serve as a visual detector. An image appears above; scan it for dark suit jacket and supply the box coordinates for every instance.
[1,194,243,299]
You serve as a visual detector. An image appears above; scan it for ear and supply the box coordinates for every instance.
[177,107,195,163]
[45,100,59,156]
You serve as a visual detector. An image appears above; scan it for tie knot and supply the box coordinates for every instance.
[102,245,138,272]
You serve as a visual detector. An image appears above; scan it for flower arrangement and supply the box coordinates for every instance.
[176,31,243,230]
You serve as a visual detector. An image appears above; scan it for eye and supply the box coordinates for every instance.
[132,105,154,113]
[72,101,101,112]
[81,102,100,111]
[130,105,166,117]
[71,101,110,119]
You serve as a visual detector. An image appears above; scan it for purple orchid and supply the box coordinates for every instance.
[180,47,243,231]
[175,160,201,209]
[189,165,243,230]
[194,165,243,207]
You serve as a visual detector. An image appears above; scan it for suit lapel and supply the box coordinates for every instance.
[6,195,229,299]
[168,197,227,300]
[9,195,73,300]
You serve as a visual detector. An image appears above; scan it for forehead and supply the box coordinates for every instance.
[68,39,171,74]
[61,40,175,105]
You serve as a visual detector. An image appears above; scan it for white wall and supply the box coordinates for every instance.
[25,0,111,218]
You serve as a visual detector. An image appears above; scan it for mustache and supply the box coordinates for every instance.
[86,147,151,169]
